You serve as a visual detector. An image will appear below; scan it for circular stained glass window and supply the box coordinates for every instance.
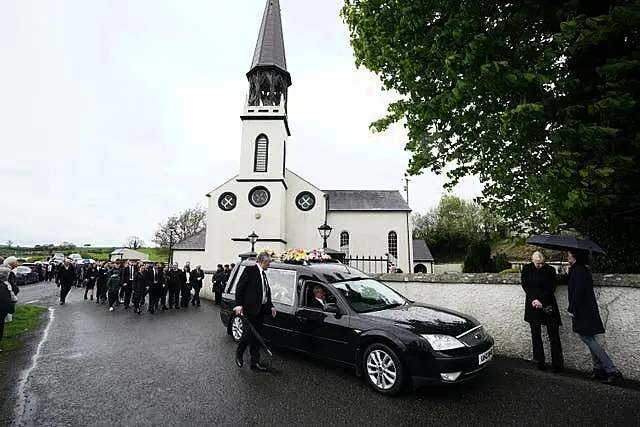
[296,192,316,211]
[249,186,270,208]
[218,192,237,211]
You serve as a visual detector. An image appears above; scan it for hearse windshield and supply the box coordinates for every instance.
[333,278,407,313]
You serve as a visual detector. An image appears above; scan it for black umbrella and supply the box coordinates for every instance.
[241,315,273,357]
[526,235,606,255]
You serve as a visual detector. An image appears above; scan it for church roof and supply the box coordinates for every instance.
[324,190,411,212]
[413,239,435,262]
[250,0,287,73]
[173,229,206,251]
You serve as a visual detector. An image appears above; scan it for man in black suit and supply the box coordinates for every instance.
[121,261,137,309]
[146,262,165,313]
[233,253,276,371]
[57,259,77,305]
[190,264,205,307]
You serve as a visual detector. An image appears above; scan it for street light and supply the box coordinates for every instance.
[317,222,333,249]
[248,231,259,253]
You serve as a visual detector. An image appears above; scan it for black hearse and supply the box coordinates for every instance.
[220,259,494,395]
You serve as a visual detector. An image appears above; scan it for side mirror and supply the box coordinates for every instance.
[323,303,340,314]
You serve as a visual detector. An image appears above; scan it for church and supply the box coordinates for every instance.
[172,0,414,274]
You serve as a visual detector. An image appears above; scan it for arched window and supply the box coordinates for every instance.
[340,231,350,255]
[254,134,269,172]
[388,231,398,259]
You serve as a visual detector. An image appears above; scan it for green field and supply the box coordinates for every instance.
[1,305,46,352]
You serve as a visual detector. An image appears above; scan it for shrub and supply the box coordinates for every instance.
[492,252,512,273]
[463,241,493,273]
[499,268,519,274]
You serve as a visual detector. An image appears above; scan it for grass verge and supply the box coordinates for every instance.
[1,305,46,352]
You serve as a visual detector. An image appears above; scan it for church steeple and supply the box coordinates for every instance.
[247,0,291,111]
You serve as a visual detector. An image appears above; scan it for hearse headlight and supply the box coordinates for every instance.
[421,334,466,350]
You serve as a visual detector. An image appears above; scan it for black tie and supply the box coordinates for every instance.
[262,271,269,297]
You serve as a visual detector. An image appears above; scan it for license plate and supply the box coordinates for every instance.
[478,347,493,365]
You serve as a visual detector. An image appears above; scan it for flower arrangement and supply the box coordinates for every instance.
[258,248,279,258]
[281,248,308,262]
[307,249,332,261]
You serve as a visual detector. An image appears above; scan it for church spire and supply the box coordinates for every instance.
[250,0,287,73]
[247,0,291,110]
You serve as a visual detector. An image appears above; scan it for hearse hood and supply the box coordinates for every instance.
[361,303,479,336]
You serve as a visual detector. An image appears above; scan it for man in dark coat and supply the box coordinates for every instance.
[145,262,165,313]
[166,263,182,309]
[190,265,205,307]
[233,253,276,371]
[57,259,77,305]
[566,250,621,384]
[121,261,137,309]
[521,251,563,372]
[0,267,17,352]
[212,264,225,305]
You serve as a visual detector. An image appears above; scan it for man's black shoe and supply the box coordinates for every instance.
[552,366,564,374]
[537,363,546,371]
[601,372,621,385]
[235,357,243,368]
[162,306,168,310]
[590,369,607,380]
[250,363,269,372]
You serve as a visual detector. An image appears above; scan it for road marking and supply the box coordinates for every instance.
[14,307,55,424]
[24,300,40,304]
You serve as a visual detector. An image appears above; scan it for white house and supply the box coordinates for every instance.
[110,248,149,262]
[172,0,413,273]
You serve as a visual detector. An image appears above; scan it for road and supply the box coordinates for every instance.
[2,281,639,427]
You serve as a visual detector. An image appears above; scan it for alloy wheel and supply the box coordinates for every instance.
[366,349,397,391]
[231,316,244,342]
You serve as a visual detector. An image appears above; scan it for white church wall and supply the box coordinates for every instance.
[326,211,413,272]
[206,178,288,268]
[284,170,327,250]
[172,251,208,269]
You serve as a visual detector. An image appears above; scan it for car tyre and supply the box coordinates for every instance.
[230,315,244,343]
[363,342,405,396]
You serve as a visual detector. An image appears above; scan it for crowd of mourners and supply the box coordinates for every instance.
[52,258,235,314]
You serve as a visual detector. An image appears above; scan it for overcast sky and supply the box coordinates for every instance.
[0,0,482,247]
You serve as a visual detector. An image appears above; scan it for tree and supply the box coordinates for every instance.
[125,237,144,249]
[342,1,640,271]
[153,205,207,248]
[6,240,13,248]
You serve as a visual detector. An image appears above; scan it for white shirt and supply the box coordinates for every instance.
[257,264,268,304]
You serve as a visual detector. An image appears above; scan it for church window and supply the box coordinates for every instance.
[249,186,270,208]
[218,192,237,211]
[295,192,315,211]
[254,134,269,172]
[388,231,398,259]
[340,231,350,255]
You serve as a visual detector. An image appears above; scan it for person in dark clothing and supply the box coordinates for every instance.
[190,265,204,307]
[84,264,97,301]
[145,263,164,313]
[566,250,622,385]
[0,267,17,352]
[132,263,147,315]
[166,263,182,309]
[106,269,121,312]
[233,253,276,371]
[521,251,564,372]
[57,259,77,305]
[212,264,225,305]
[4,256,21,297]
[96,263,109,304]
[181,264,191,308]
[121,261,137,309]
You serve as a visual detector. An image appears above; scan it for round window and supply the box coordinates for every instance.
[218,192,237,211]
[295,191,316,211]
[249,186,270,208]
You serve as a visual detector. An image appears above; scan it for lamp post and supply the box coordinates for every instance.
[248,231,259,254]
[317,222,333,249]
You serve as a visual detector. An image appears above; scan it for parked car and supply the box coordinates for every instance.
[21,263,44,281]
[15,266,40,285]
[220,259,494,395]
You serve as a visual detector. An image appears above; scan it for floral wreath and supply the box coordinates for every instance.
[258,248,332,263]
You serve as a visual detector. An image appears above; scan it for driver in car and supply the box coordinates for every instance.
[309,285,327,310]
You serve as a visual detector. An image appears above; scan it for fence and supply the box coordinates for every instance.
[344,255,390,274]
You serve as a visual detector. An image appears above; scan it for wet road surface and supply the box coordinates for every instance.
[3,281,640,426]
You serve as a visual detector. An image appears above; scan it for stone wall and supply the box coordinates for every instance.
[377,273,640,381]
